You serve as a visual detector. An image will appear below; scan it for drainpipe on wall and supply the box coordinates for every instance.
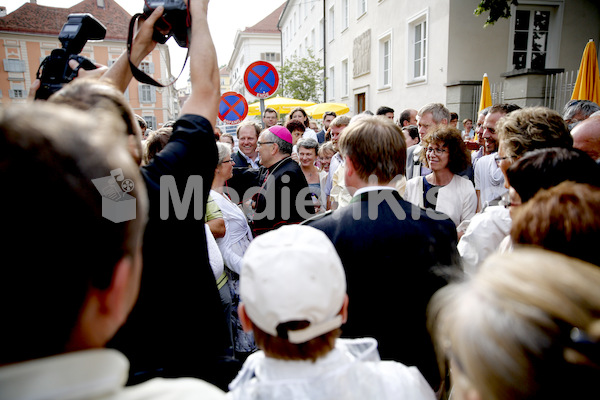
[323,0,327,102]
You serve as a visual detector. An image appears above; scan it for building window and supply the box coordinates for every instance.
[328,66,335,100]
[328,6,335,42]
[342,59,349,97]
[408,10,428,82]
[262,52,280,62]
[342,0,349,30]
[140,61,154,74]
[139,84,156,103]
[3,59,26,72]
[9,89,24,99]
[380,33,392,88]
[319,19,324,49]
[510,4,561,71]
[144,115,156,130]
[358,0,367,17]
[293,12,296,34]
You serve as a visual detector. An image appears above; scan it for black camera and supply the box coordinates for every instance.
[35,14,106,100]
[143,0,190,48]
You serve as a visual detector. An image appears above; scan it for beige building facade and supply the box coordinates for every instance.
[0,0,177,130]
[279,0,600,122]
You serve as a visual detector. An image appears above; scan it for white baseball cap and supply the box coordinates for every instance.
[240,225,347,344]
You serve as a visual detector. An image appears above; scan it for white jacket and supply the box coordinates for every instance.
[227,338,436,400]
[458,205,512,275]
[404,174,477,227]
[0,349,225,400]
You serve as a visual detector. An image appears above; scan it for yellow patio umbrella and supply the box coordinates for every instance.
[305,102,350,119]
[247,96,316,116]
[479,73,492,113]
[571,39,600,104]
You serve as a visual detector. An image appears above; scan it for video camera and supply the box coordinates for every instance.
[143,0,190,48]
[35,13,106,100]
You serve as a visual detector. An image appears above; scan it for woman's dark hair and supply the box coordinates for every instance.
[506,147,600,203]
[289,107,309,127]
[286,120,306,134]
[421,126,469,174]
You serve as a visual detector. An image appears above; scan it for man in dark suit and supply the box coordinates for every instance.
[316,111,337,143]
[249,125,315,235]
[306,116,458,391]
[228,121,262,203]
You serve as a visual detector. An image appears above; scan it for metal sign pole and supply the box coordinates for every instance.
[260,98,266,129]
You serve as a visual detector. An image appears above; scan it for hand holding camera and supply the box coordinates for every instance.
[34,13,106,100]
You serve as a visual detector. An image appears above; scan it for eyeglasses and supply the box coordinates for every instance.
[494,155,513,166]
[257,141,275,146]
[425,147,447,155]
[221,159,235,164]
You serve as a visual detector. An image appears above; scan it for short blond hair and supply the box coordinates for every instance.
[497,107,573,158]
[428,248,600,400]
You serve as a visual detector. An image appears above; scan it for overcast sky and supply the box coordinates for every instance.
[7,0,286,87]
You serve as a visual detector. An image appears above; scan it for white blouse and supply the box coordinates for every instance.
[210,189,253,274]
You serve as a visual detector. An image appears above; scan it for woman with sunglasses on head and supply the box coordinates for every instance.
[404,127,476,231]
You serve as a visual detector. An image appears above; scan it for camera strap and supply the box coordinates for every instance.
[126,13,188,87]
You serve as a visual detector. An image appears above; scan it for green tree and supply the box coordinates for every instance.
[474,0,519,27]
[278,49,324,102]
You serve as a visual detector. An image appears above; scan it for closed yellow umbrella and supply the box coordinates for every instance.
[247,96,316,116]
[479,73,492,113]
[305,103,350,119]
[571,40,600,104]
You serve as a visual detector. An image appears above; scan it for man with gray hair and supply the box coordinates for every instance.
[405,103,450,180]
[562,99,600,130]
[249,125,314,235]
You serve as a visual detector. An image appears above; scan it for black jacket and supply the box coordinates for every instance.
[307,189,459,389]
[109,114,234,389]
[250,156,315,235]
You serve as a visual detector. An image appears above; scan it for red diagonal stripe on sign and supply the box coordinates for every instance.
[222,97,243,120]
[250,68,274,92]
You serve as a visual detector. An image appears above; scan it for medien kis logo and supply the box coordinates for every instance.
[92,168,136,223]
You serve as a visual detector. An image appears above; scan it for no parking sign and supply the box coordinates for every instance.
[218,92,248,125]
[244,61,279,99]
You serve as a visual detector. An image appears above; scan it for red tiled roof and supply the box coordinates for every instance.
[0,0,132,41]
[243,2,286,34]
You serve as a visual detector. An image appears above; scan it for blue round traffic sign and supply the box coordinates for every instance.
[244,61,279,98]
[218,92,248,125]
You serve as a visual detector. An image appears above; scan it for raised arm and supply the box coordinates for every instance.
[101,7,164,93]
[179,0,219,123]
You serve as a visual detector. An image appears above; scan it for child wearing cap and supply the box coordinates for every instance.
[227,225,436,399]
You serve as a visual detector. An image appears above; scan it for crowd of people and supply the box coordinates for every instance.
[2,1,600,399]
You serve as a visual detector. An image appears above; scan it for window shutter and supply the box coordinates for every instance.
[149,62,155,74]
[124,88,129,100]
[260,53,265,61]
[9,89,15,98]
[276,53,281,62]
[138,85,143,102]
[150,86,156,103]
